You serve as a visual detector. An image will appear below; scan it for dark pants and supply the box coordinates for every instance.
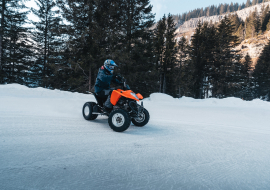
[96,89,113,108]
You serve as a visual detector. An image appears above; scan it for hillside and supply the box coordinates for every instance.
[236,30,270,67]
[175,2,270,66]
[176,2,270,34]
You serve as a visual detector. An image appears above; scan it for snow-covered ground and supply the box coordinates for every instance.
[1,84,270,190]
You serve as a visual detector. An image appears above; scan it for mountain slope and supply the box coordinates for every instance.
[235,30,270,66]
[177,2,270,34]
[175,2,270,66]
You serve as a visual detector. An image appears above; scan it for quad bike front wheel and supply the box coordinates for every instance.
[131,108,150,127]
[82,102,98,120]
[108,109,131,132]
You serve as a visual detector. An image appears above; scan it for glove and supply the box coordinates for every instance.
[125,84,130,90]
[115,75,123,81]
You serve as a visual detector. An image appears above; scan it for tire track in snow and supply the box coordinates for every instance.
[1,109,270,189]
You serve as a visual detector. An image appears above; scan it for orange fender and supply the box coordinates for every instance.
[110,90,122,105]
[110,89,144,105]
[136,93,143,100]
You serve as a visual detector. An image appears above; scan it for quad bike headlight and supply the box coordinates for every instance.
[130,92,139,100]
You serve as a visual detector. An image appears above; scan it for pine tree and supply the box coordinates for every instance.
[219,4,225,15]
[235,3,239,11]
[246,0,251,7]
[154,16,166,66]
[226,5,230,13]
[266,19,270,30]
[213,6,218,15]
[31,0,64,88]
[163,13,177,96]
[253,40,270,100]
[206,7,210,17]
[245,10,261,38]
[0,0,5,81]
[229,14,245,42]
[212,16,241,98]
[178,16,253,99]
[58,0,156,96]
[229,14,242,33]
[241,3,246,10]
[0,0,33,85]
[241,53,254,100]
[230,3,234,12]
[171,0,268,24]
[112,0,156,96]
[154,15,166,93]
[58,0,109,92]
[243,54,252,76]
[189,21,217,98]
[236,24,245,42]
[188,21,203,98]
[261,5,270,32]
[177,36,193,97]
[238,4,242,11]
[154,14,177,96]
[0,0,4,76]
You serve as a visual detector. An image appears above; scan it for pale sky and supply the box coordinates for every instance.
[150,0,247,21]
[25,0,248,22]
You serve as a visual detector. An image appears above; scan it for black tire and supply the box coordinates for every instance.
[82,102,98,120]
[108,109,131,132]
[131,108,150,127]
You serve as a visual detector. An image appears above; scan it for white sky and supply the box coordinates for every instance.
[150,0,247,21]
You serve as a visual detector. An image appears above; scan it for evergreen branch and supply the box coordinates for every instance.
[75,62,88,78]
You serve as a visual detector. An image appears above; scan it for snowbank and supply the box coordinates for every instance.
[147,92,176,102]
[0,83,90,99]
[146,92,270,109]
[0,84,95,118]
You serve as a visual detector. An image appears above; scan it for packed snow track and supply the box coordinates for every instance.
[1,84,270,190]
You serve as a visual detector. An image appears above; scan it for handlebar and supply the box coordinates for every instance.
[123,81,130,90]
[116,75,130,90]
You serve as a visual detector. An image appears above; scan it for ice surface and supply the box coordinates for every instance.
[1,84,270,190]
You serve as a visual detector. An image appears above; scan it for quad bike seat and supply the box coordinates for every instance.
[93,93,107,107]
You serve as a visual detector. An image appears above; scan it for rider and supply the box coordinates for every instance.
[94,59,123,113]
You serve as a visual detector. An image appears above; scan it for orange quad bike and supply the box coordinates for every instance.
[82,81,150,132]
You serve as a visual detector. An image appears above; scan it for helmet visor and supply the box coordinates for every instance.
[108,65,115,70]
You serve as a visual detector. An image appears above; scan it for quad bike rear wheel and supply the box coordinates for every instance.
[131,108,150,127]
[108,109,131,132]
[82,102,98,120]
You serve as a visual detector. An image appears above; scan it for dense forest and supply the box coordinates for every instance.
[0,0,270,101]
[172,0,270,24]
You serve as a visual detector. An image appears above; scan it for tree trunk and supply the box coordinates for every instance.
[199,76,204,99]
[163,74,166,93]
[44,28,47,86]
[0,0,5,71]
[159,73,162,93]
[12,40,15,82]
[163,59,167,94]
[89,67,91,92]
[43,5,48,87]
